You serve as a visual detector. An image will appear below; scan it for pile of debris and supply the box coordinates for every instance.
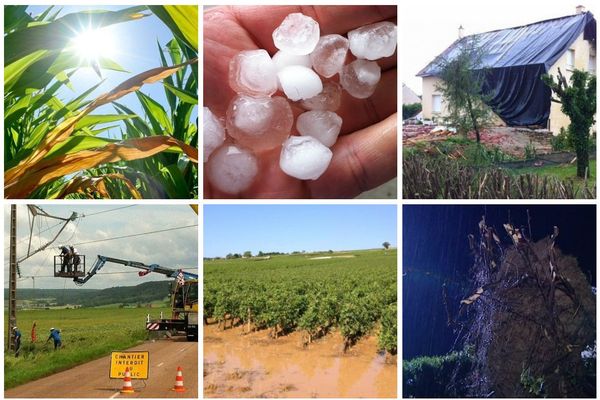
[403,123,456,144]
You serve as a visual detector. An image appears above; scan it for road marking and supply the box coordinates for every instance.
[157,362,164,367]
[110,392,120,399]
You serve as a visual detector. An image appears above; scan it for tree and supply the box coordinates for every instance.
[243,251,252,258]
[225,253,233,259]
[402,103,422,120]
[258,251,264,257]
[435,37,493,143]
[382,242,391,250]
[542,68,596,178]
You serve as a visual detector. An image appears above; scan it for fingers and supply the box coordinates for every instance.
[203,9,257,115]
[308,113,397,198]
[229,5,397,55]
[338,68,397,134]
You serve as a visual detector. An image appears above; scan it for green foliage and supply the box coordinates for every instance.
[4,307,170,388]
[378,303,397,354]
[435,37,494,142]
[551,127,572,151]
[204,250,397,350]
[524,141,537,161]
[520,364,545,397]
[542,69,596,177]
[403,349,473,397]
[402,102,422,120]
[243,251,252,258]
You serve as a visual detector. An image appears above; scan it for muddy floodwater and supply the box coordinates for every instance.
[204,323,397,398]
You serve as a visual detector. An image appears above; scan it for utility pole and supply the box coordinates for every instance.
[8,205,17,351]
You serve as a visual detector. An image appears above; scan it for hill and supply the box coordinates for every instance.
[4,280,172,308]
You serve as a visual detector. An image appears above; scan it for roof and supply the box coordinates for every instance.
[418,11,596,77]
[402,84,421,104]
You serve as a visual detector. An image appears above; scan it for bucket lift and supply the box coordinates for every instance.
[53,254,86,278]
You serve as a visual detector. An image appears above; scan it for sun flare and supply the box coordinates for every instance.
[71,28,116,63]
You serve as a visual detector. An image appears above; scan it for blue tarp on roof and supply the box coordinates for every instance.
[418,12,596,127]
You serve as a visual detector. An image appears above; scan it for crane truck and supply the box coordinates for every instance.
[57,255,198,341]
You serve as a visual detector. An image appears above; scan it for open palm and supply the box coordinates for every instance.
[204,5,397,198]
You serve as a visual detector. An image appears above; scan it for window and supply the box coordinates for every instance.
[589,55,596,74]
[567,49,575,68]
[432,95,442,113]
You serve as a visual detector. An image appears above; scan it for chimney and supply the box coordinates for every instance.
[458,25,465,39]
[576,5,586,14]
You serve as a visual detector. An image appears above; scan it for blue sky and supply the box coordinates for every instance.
[204,205,397,257]
[27,5,197,138]
[4,205,198,289]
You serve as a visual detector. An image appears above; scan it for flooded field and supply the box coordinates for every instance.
[204,323,397,398]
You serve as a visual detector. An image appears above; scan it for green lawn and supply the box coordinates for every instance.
[4,306,169,389]
[514,160,596,181]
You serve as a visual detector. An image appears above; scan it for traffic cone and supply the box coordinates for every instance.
[172,366,185,392]
[121,367,135,394]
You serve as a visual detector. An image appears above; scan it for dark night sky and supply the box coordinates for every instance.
[402,205,596,360]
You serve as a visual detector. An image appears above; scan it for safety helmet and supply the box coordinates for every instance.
[12,326,17,330]
[50,328,54,331]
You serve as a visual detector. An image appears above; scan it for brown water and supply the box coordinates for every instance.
[204,324,397,398]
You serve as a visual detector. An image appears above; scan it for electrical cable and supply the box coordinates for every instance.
[82,205,136,217]
[72,224,198,246]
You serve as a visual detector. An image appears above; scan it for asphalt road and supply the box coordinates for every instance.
[5,337,198,398]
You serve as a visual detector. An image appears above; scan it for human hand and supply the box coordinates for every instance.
[203,5,397,198]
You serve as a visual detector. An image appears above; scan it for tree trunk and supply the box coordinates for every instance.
[466,96,480,143]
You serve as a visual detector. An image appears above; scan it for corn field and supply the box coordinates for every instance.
[4,5,198,199]
[403,154,596,199]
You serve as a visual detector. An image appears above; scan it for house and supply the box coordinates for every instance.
[402,83,421,105]
[417,6,596,133]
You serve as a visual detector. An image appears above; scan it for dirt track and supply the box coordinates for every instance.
[5,337,198,398]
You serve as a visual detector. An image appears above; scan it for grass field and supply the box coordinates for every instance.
[4,306,169,389]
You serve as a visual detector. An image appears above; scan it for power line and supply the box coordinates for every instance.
[83,205,136,217]
[73,224,198,246]
[6,205,134,251]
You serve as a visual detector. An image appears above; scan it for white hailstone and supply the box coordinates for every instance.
[203,107,225,162]
[299,81,342,111]
[310,34,349,78]
[229,49,277,97]
[226,95,293,151]
[272,13,320,55]
[272,50,312,71]
[296,111,342,147]
[206,144,258,194]
[278,65,323,101]
[340,59,381,99]
[348,21,397,60]
[280,136,333,180]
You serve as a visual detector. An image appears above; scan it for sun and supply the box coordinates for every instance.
[71,27,116,63]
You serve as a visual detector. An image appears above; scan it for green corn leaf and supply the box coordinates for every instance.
[160,163,191,199]
[162,82,197,104]
[149,6,198,52]
[5,5,33,33]
[74,114,138,131]
[45,135,120,157]
[136,91,173,134]
[5,49,50,91]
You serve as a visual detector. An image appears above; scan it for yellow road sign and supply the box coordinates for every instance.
[109,351,149,379]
